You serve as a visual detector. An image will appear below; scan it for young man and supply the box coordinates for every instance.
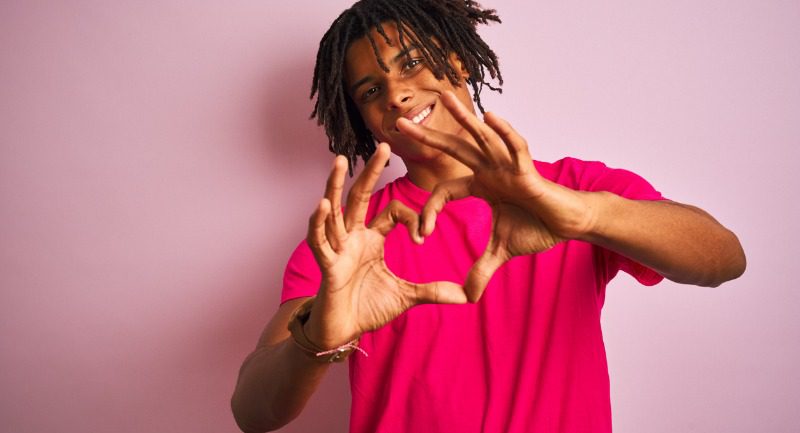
[231,1,746,432]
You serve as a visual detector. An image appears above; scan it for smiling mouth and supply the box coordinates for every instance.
[411,105,433,124]
[394,103,435,132]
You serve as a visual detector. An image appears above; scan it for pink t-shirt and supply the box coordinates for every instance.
[281,157,665,433]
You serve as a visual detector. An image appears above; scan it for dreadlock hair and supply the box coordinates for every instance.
[310,0,503,175]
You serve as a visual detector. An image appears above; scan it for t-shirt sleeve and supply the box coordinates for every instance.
[280,240,322,305]
[579,160,667,286]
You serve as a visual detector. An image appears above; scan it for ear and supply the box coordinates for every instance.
[448,52,470,80]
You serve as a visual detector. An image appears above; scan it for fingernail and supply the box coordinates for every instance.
[333,155,345,168]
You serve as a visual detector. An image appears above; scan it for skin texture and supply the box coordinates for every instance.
[231,22,746,433]
[302,143,468,349]
[344,23,476,191]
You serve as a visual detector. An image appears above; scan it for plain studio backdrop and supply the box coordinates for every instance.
[1,1,798,432]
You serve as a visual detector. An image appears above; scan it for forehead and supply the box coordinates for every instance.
[343,22,414,86]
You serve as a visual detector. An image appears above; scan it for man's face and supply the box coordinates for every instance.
[344,23,475,163]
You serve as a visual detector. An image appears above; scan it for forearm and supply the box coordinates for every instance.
[231,338,330,432]
[580,192,746,287]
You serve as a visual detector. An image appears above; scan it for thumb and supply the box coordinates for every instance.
[464,249,507,303]
[405,280,468,305]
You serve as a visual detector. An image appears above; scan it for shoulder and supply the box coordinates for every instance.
[534,156,617,187]
[535,157,664,200]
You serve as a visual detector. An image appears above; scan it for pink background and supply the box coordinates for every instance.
[1,1,798,432]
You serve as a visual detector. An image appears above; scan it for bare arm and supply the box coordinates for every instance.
[231,297,330,432]
[397,91,746,300]
[581,194,745,287]
[231,144,467,432]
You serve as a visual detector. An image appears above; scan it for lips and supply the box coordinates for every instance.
[408,105,433,124]
[394,102,435,131]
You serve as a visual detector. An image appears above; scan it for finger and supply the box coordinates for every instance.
[464,250,506,303]
[345,142,391,230]
[420,177,472,237]
[324,156,348,251]
[405,280,468,305]
[483,111,532,171]
[306,198,337,267]
[396,117,484,169]
[368,200,424,244]
[440,91,511,164]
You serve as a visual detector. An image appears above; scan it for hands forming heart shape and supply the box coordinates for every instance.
[303,91,595,350]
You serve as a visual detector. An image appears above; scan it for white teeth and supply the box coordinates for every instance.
[411,106,432,124]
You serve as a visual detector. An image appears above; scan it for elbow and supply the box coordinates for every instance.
[698,256,746,288]
[727,245,747,283]
[231,396,264,433]
[668,232,747,288]
[231,410,281,433]
[717,230,747,286]
[230,390,285,433]
[701,233,747,288]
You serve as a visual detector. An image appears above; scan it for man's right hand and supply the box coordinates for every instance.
[303,142,467,350]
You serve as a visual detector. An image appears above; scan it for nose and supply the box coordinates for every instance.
[385,83,413,111]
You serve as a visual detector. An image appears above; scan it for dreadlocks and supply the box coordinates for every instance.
[310,0,503,174]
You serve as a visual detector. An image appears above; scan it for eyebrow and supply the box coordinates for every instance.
[349,44,420,96]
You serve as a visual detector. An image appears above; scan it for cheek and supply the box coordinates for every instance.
[362,110,392,140]
[369,117,387,140]
[355,107,379,134]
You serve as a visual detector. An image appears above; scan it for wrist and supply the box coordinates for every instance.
[575,191,618,244]
[288,296,366,363]
[302,298,360,349]
[521,181,602,241]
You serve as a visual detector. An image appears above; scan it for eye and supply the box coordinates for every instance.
[361,86,380,101]
[403,58,424,70]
